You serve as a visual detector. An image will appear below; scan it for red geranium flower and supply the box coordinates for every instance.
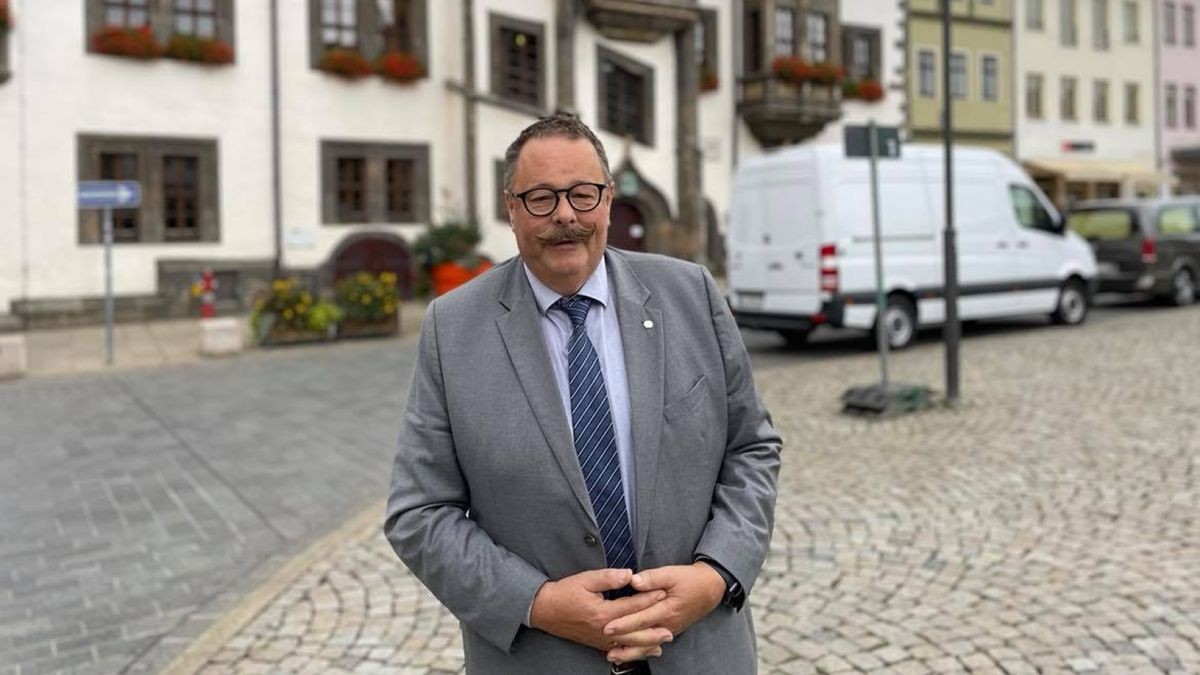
[93,26,162,60]
[320,48,375,79]
[377,51,425,83]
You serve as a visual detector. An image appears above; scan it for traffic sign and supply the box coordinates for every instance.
[844,125,902,159]
[78,181,142,209]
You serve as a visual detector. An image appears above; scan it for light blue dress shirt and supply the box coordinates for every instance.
[523,258,637,541]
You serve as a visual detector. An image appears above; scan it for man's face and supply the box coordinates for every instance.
[507,136,612,295]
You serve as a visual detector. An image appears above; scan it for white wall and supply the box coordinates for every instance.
[0,2,23,316]
[698,0,737,235]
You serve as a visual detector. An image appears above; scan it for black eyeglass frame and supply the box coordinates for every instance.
[509,182,610,217]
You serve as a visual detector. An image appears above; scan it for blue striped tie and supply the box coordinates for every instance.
[553,295,637,572]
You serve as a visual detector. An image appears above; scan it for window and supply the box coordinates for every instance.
[1010,185,1058,232]
[378,0,415,53]
[174,0,218,39]
[100,153,140,242]
[1092,0,1109,49]
[1027,0,1044,29]
[78,135,220,245]
[1125,82,1139,123]
[774,7,796,56]
[1159,205,1198,235]
[491,15,545,109]
[1061,0,1078,45]
[950,52,968,100]
[697,10,718,86]
[598,47,654,146]
[744,8,762,72]
[336,157,366,222]
[981,55,999,101]
[1123,1,1139,42]
[1167,84,1179,127]
[321,142,430,224]
[308,0,427,70]
[842,26,880,80]
[1027,73,1044,118]
[1061,76,1077,120]
[104,0,150,28]
[1185,4,1196,45]
[320,0,357,49]
[1093,80,1109,122]
[1166,2,1177,44]
[1067,209,1135,239]
[804,12,829,62]
[1186,86,1197,128]
[918,49,936,98]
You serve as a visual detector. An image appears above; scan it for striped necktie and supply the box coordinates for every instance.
[552,295,636,571]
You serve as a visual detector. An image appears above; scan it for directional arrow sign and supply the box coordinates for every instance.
[78,181,142,209]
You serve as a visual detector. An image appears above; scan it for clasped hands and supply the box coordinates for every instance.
[529,563,726,664]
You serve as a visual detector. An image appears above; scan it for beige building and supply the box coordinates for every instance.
[906,0,1016,155]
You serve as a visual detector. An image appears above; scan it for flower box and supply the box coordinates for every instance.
[338,319,399,340]
[93,26,161,60]
[377,50,425,83]
[700,65,718,93]
[165,34,234,65]
[319,48,374,79]
[431,260,492,297]
[843,78,885,103]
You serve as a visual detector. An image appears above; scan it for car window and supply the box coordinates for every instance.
[1009,185,1057,232]
[1068,209,1136,240]
[1158,206,1198,236]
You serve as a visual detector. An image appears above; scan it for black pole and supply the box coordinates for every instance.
[269,0,282,277]
[941,0,961,404]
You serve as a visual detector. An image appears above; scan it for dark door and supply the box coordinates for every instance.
[608,201,646,252]
[334,237,413,297]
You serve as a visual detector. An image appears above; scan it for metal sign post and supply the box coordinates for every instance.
[78,181,142,366]
[941,0,962,404]
[867,120,889,390]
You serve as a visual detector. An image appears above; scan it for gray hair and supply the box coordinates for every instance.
[502,112,613,193]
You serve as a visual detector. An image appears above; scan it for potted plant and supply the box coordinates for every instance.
[811,62,845,86]
[251,277,342,346]
[377,51,425,83]
[414,219,492,297]
[699,64,718,92]
[165,34,235,64]
[770,55,812,84]
[319,48,374,79]
[92,26,162,59]
[335,271,401,338]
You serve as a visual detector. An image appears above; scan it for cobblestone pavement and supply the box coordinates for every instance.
[0,338,419,675]
[181,303,1200,675]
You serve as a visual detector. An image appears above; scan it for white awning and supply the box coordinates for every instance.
[1024,157,1176,186]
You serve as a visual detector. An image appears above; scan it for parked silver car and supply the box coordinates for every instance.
[1067,197,1200,306]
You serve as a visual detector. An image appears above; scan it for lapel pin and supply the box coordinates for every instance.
[643,320,654,329]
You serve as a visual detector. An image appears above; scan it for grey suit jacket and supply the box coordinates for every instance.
[384,248,782,674]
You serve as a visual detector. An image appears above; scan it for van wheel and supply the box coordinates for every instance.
[1051,279,1089,325]
[872,295,917,350]
[1169,268,1196,306]
[778,329,810,348]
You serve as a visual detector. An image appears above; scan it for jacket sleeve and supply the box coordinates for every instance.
[382,301,548,653]
[692,266,783,598]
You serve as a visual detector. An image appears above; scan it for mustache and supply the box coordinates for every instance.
[535,223,597,245]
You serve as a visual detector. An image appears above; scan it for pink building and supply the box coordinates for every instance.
[1159,0,1200,192]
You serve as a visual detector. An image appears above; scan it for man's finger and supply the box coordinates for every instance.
[604,601,671,636]
[603,590,666,620]
[608,644,664,663]
[609,628,673,648]
[629,567,670,591]
[578,568,633,593]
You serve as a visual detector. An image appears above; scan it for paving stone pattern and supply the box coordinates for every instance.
[196,305,1200,674]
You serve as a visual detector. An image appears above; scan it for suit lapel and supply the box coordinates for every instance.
[495,261,598,523]
[608,250,664,562]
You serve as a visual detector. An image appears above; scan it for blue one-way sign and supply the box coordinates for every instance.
[78,181,142,209]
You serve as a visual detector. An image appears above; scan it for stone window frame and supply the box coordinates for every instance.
[1060,0,1078,46]
[1122,1,1139,43]
[307,0,429,70]
[596,44,655,148]
[1091,0,1110,50]
[320,141,430,226]
[1027,0,1045,30]
[917,48,937,99]
[743,4,763,73]
[1165,1,1177,45]
[949,50,969,101]
[1093,79,1110,123]
[841,24,880,81]
[774,5,797,57]
[77,134,221,245]
[979,52,999,102]
[1185,4,1196,46]
[803,10,829,63]
[1027,72,1045,119]
[85,0,237,58]
[488,12,547,110]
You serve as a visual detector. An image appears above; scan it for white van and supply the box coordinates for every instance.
[726,143,1098,348]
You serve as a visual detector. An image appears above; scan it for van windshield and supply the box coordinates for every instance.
[1067,209,1136,240]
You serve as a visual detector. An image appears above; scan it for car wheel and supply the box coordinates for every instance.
[778,329,810,348]
[1169,268,1196,307]
[873,295,917,350]
[1051,279,1089,325]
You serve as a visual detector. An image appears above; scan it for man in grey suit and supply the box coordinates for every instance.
[384,113,781,674]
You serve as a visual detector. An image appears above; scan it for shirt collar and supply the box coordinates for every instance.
[523,256,610,317]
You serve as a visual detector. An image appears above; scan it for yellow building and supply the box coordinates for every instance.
[906,0,1014,155]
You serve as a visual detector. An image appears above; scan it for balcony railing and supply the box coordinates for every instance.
[582,0,700,42]
[737,72,842,147]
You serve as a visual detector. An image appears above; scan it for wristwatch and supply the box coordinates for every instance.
[695,556,745,610]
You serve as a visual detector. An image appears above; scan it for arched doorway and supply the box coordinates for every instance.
[331,235,414,297]
[608,200,647,252]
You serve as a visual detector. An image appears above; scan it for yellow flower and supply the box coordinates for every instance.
[297,305,307,314]
[302,292,312,303]
[283,309,294,319]
[361,296,371,305]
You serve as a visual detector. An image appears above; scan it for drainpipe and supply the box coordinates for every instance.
[270,0,283,275]
[464,0,478,223]
[556,0,577,113]
[675,22,705,265]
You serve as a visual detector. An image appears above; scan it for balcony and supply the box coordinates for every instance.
[738,73,842,147]
[582,0,700,43]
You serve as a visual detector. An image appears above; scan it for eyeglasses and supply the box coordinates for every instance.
[511,182,608,217]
